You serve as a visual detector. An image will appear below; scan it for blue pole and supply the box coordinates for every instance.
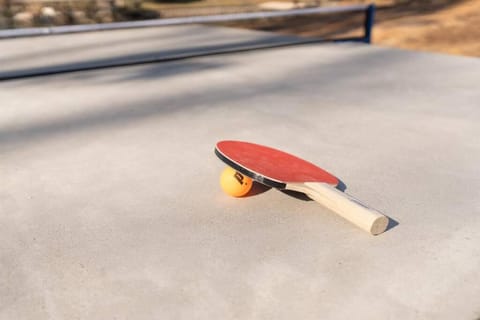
[364,4,375,44]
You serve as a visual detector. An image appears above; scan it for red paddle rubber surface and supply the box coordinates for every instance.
[215,141,339,187]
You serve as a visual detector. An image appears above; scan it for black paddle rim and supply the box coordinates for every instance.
[214,148,286,189]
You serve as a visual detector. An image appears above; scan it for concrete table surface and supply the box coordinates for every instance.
[1,26,480,319]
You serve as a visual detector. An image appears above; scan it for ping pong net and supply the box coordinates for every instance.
[0,4,374,80]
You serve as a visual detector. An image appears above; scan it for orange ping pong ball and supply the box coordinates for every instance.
[220,166,253,197]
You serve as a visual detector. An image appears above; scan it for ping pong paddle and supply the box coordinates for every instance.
[215,140,389,235]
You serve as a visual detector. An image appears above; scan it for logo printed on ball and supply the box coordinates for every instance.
[234,172,245,185]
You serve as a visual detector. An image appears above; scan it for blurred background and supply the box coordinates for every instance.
[1,0,479,57]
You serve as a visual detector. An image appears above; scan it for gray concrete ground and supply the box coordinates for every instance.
[1,26,480,319]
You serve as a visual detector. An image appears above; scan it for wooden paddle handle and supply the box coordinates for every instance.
[289,182,389,235]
